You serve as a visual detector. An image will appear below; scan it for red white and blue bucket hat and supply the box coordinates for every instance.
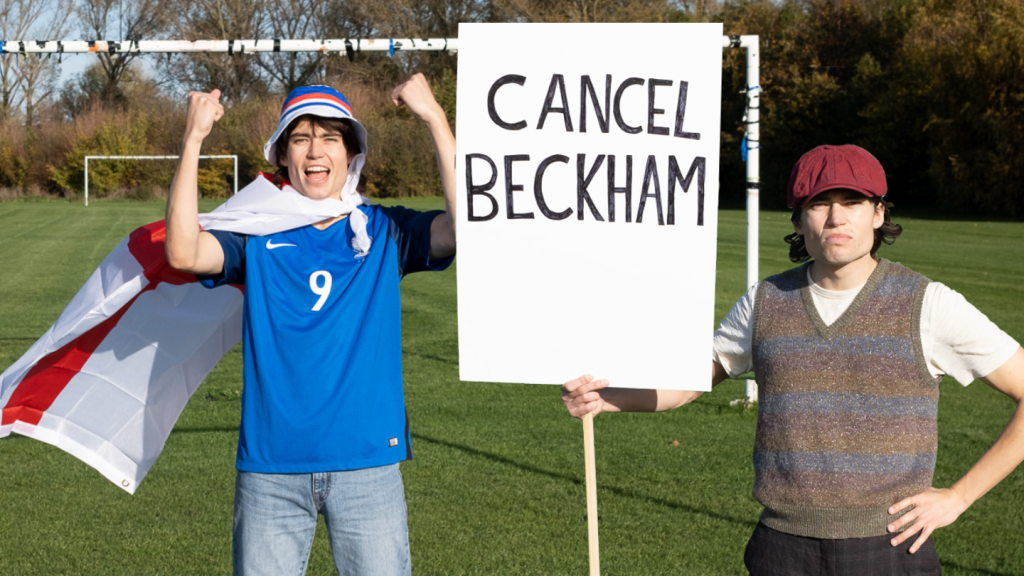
[263,85,368,166]
[262,85,373,256]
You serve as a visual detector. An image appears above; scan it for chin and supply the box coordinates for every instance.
[819,249,871,266]
[296,185,334,200]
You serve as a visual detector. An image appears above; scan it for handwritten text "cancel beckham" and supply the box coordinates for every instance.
[466,74,707,226]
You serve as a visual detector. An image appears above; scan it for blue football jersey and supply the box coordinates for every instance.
[201,204,451,473]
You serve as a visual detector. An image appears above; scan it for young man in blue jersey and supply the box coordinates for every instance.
[165,75,456,576]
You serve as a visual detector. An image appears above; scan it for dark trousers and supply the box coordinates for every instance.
[744,523,941,576]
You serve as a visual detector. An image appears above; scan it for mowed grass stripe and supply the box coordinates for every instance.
[0,198,1021,575]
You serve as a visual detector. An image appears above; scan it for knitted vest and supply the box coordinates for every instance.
[750,259,941,539]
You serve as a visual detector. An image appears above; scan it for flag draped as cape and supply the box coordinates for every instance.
[0,175,362,493]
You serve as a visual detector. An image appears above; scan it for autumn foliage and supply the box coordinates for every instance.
[0,0,1021,216]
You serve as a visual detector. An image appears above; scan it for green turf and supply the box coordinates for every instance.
[0,198,1021,575]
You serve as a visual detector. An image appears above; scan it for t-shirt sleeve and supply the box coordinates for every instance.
[922,282,1020,386]
[195,230,248,288]
[379,205,454,276]
[712,283,758,378]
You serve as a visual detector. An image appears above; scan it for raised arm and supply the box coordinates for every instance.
[165,89,228,274]
[560,361,732,419]
[886,346,1024,553]
[390,73,456,259]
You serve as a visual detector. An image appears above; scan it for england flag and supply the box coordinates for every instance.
[0,174,357,493]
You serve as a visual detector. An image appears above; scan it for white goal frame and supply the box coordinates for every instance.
[83,155,238,206]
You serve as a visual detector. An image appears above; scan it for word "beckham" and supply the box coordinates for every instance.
[465,153,706,226]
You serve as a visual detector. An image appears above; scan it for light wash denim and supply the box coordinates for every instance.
[232,464,411,576]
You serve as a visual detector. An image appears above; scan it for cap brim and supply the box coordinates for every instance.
[794,184,883,207]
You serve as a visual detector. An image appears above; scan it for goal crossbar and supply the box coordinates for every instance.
[0,38,456,55]
[84,155,238,206]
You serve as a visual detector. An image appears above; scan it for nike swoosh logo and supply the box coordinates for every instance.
[266,240,297,250]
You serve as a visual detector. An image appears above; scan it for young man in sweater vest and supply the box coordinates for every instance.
[561,145,1024,574]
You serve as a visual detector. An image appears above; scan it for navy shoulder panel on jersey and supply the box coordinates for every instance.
[377,205,453,277]
[196,229,248,288]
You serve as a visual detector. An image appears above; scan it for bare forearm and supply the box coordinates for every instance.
[391,74,457,257]
[886,349,1024,552]
[164,90,225,273]
[597,388,703,413]
[426,112,457,257]
[165,138,203,270]
[600,365,729,413]
[603,362,727,413]
[564,361,729,418]
[428,113,456,229]
[950,401,1024,506]
[954,349,1024,505]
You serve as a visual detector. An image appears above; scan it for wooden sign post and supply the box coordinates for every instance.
[583,413,600,575]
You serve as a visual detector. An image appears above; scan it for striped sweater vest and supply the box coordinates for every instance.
[750,259,941,539]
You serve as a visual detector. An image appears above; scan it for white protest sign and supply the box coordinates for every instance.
[456,23,723,391]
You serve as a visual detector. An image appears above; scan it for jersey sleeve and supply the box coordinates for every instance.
[379,205,454,276]
[712,284,758,378]
[196,230,248,288]
[921,282,1021,385]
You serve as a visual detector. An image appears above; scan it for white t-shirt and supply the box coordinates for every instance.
[713,269,1020,385]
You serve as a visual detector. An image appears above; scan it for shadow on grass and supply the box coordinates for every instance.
[405,351,457,366]
[941,562,1018,576]
[413,432,757,530]
[174,426,239,434]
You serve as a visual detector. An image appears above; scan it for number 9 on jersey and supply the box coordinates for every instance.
[310,270,333,311]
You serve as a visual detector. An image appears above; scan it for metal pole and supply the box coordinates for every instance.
[233,155,238,195]
[84,157,90,207]
[0,38,458,55]
[723,35,761,403]
[743,37,761,403]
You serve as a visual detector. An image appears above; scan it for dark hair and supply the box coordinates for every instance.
[783,196,903,263]
[272,114,361,186]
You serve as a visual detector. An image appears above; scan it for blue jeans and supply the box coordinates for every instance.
[233,464,411,576]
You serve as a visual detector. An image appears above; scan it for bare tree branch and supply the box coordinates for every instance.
[77,0,171,105]
[163,0,270,103]
[0,0,46,119]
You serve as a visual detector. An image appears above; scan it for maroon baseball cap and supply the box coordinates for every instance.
[787,144,887,208]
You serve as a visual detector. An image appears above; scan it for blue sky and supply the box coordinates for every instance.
[57,53,93,83]
[55,52,157,86]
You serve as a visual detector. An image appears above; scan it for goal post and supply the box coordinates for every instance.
[723,34,761,403]
[83,155,239,206]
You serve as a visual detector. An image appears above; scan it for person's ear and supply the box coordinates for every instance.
[873,202,885,230]
[793,211,804,235]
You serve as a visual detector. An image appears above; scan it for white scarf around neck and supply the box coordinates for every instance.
[202,153,373,256]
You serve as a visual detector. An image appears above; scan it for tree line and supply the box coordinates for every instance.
[0,0,1020,216]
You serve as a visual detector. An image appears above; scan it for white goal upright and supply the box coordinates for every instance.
[83,155,239,206]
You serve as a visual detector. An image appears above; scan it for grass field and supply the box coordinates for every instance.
[0,198,1022,575]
